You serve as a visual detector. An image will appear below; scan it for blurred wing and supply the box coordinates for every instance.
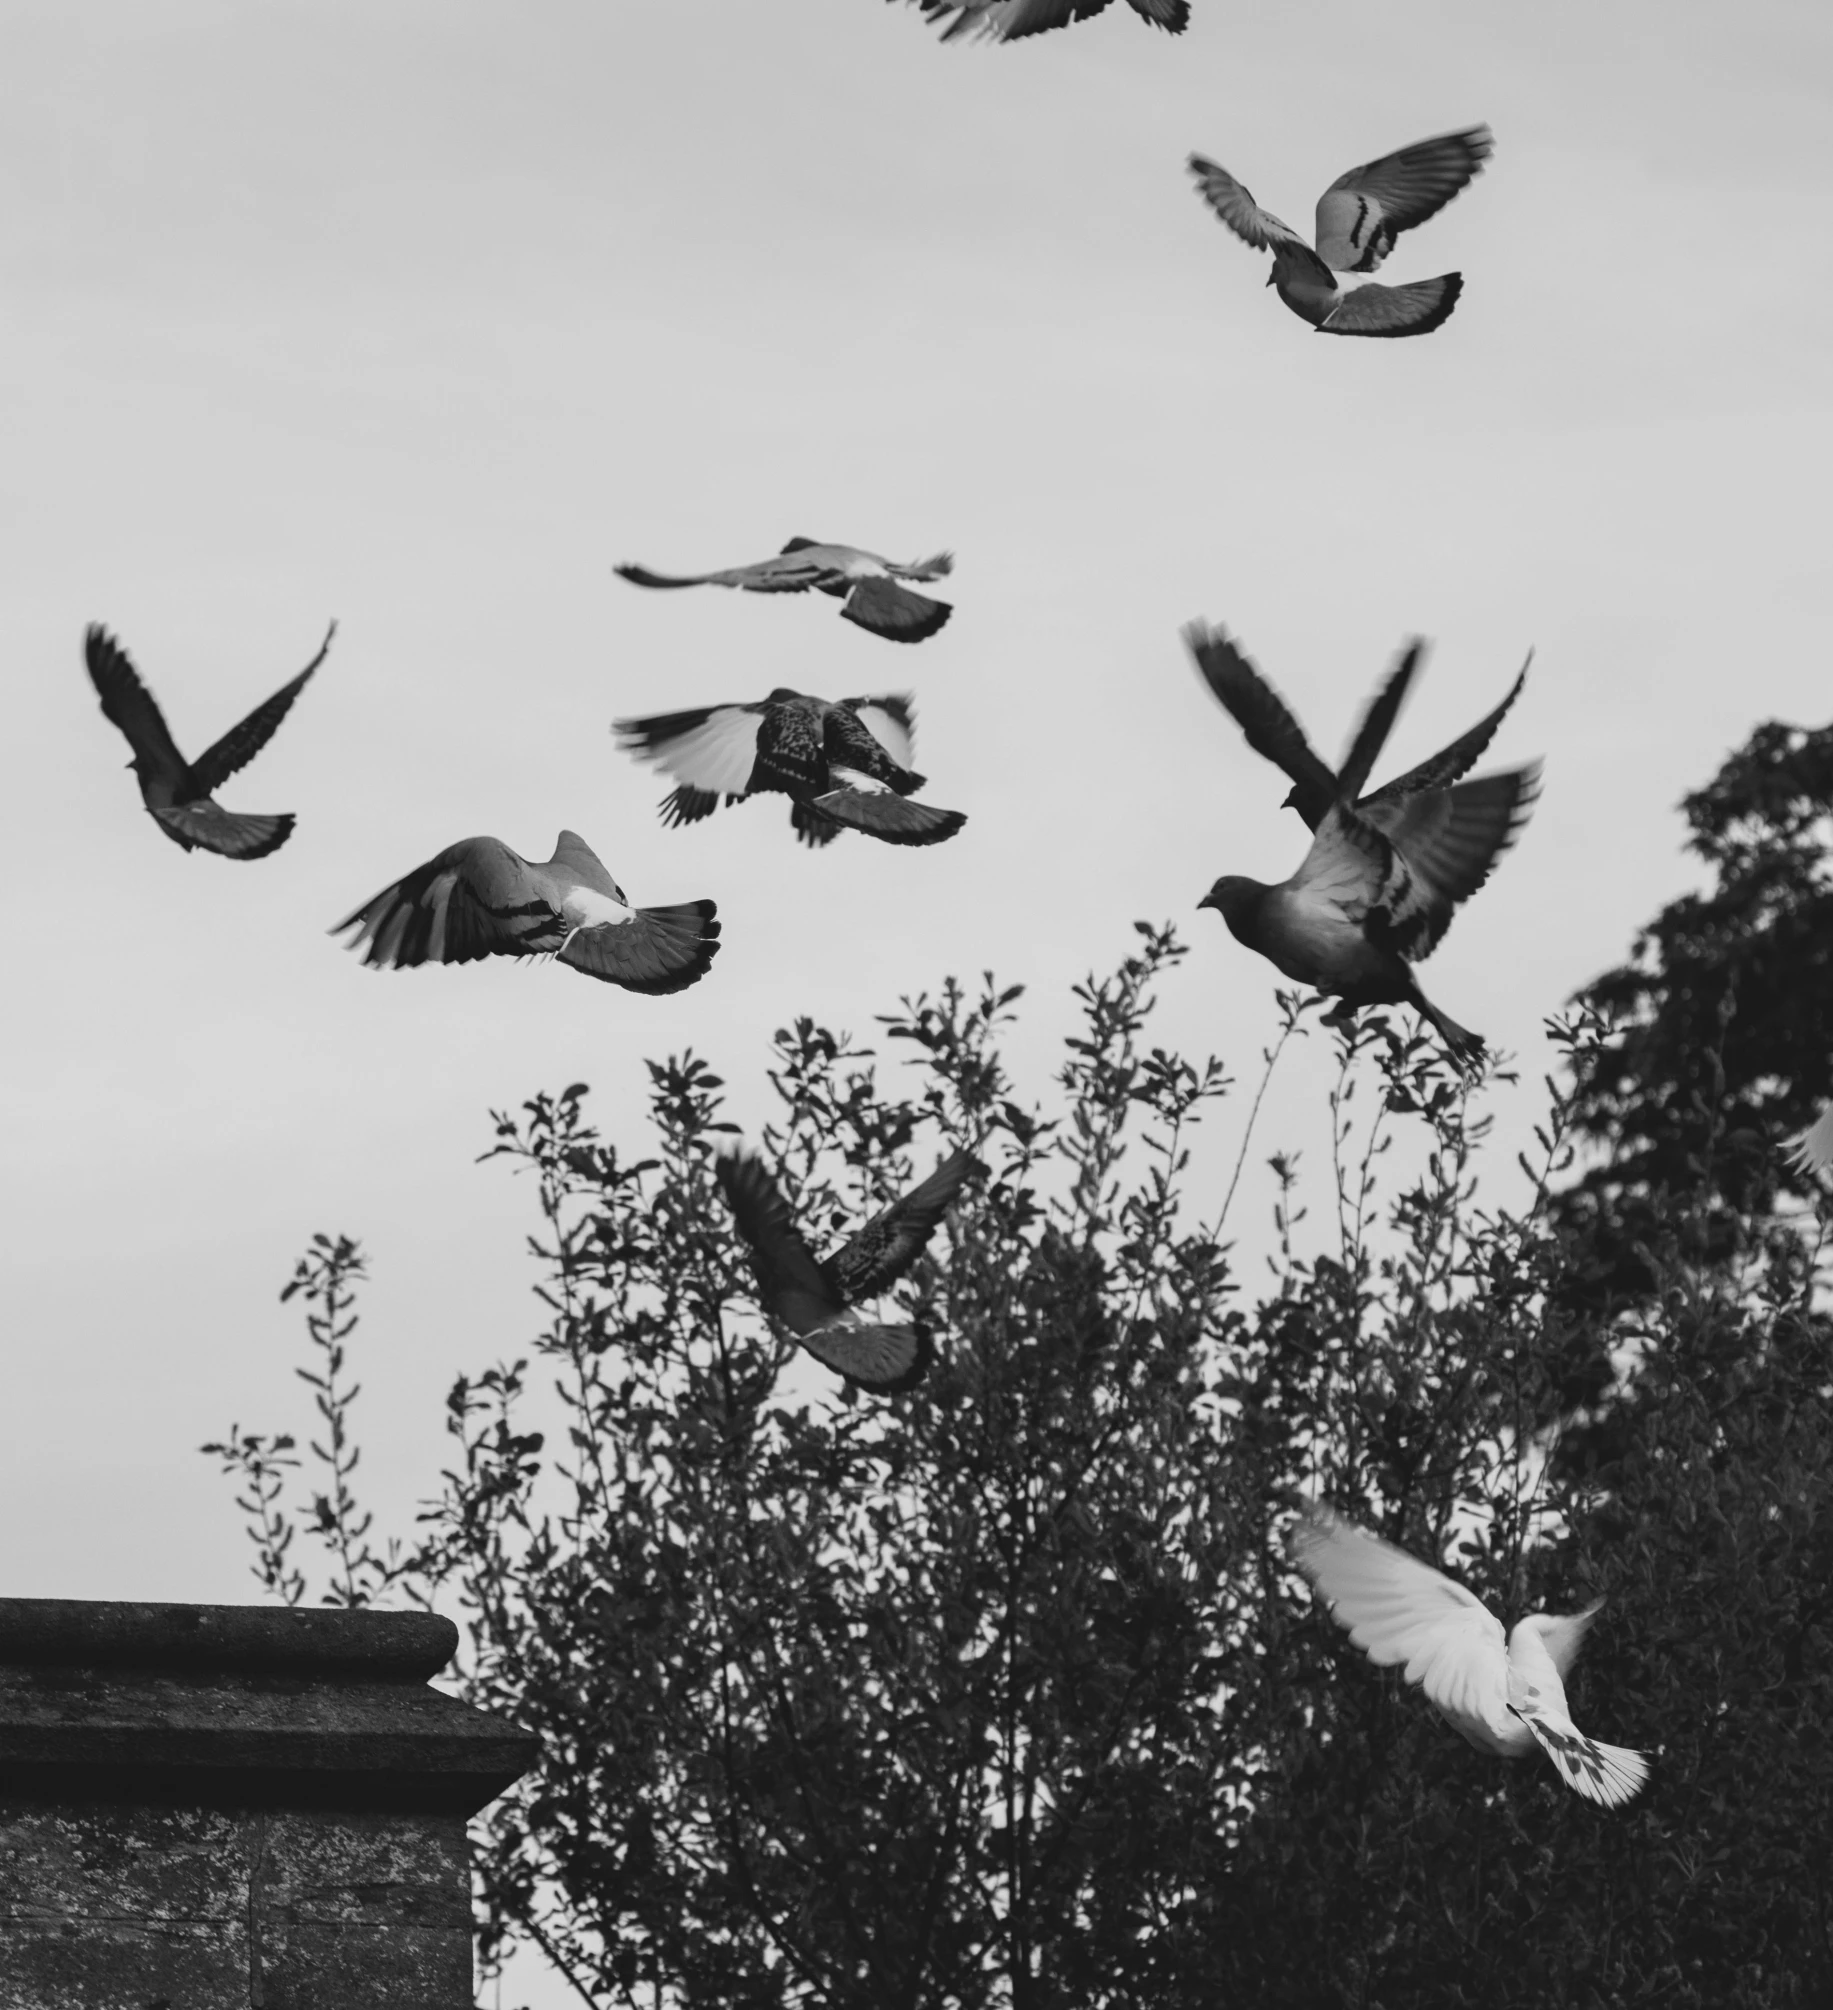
[1319,274,1464,338]
[1786,1104,1833,1177]
[716,1152,849,1334]
[1532,1601,1603,1687]
[83,625,187,777]
[1183,620,1336,825]
[331,837,548,969]
[1290,1500,1507,1729]
[798,1317,933,1393]
[842,576,952,642]
[826,1150,978,1302]
[987,0,1112,36]
[615,554,834,594]
[614,702,766,796]
[152,803,295,860]
[1366,764,1540,959]
[888,550,954,582]
[1368,657,1527,804]
[187,621,336,795]
[559,899,721,995]
[1336,649,1420,803]
[1316,125,1494,273]
[843,695,917,770]
[1187,157,1325,278]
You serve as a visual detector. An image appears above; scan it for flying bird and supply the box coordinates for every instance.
[614,689,966,849]
[898,0,1187,41]
[1785,1106,1833,1178]
[1184,621,1532,834]
[716,1147,978,1391]
[83,621,335,859]
[1198,648,1539,1064]
[332,830,719,993]
[1188,126,1493,337]
[614,539,953,643]
[1289,1496,1650,1809]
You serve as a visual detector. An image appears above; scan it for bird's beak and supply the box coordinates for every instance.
[1265,271,1276,288]
[1197,892,1217,911]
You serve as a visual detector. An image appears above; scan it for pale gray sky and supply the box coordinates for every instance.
[4,2,1828,1994]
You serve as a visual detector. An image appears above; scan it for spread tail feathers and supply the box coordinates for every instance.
[1522,1716,1651,1809]
[153,803,295,860]
[842,577,953,643]
[810,788,967,846]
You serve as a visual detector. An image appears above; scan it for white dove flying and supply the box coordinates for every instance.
[1189,126,1492,337]
[1289,1497,1650,1808]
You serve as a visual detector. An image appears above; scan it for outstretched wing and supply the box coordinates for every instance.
[1316,125,1494,274]
[331,837,551,969]
[614,701,767,799]
[1336,648,1419,804]
[83,625,187,780]
[1319,274,1464,338]
[1289,1499,1507,1732]
[843,696,917,771]
[186,621,336,797]
[1366,658,1527,806]
[1183,621,1336,827]
[615,554,836,594]
[825,1150,978,1302]
[1365,764,1541,961]
[1786,1105,1833,1178]
[716,1151,850,1335]
[561,900,721,995]
[1187,156,1329,286]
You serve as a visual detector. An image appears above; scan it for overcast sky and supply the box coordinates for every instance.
[4,0,1828,1994]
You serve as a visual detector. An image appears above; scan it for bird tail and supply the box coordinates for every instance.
[613,562,705,589]
[841,577,953,642]
[153,803,295,860]
[1784,1104,1833,1178]
[798,1318,934,1394]
[1522,1715,1650,1809]
[810,788,967,847]
[1320,273,1464,339]
[561,899,721,995]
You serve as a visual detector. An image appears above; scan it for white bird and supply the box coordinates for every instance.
[1289,1497,1650,1809]
[1188,126,1493,337]
[615,539,954,643]
[1785,1105,1833,1178]
[332,830,720,993]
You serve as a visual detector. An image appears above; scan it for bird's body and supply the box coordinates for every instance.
[899,0,1187,41]
[1198,646,1539,1064]
[1289,1497,1650,1808]
[716,1147,977,1391]
[615,538,954,643]
[83,622,335,859]
[332,829,720,992]
[615,688,966,848]
[1188,126,1492,337]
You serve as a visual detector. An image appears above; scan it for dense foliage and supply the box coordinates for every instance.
[212,720,1833,2010]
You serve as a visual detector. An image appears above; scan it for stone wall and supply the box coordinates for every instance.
[0,1599,537,2010]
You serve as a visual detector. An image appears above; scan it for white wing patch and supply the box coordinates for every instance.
[624,707,762,794]
[849,699,916,768]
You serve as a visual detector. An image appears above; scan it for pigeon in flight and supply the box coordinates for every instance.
[715,1147,978,1391]
[614,539,953,644]
[1188,126,1493,337]
[1184,621,1532,835]
[614,689,967,849]
[1198,649,1538,1065]
[332,830,720,993]
[1289,1497,1650,1809]
[83,621,335,859]
[898,0,1187,41]
[1785,1106,1833,1178]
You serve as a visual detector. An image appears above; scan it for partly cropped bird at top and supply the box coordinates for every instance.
[1184,620,1531,833]
[83,621,335,859]
[1198,648,1539,1065]
[1785,1106,1833,1179]
[716,1146,978,1391]
[898,0,1187,42]
[614,689,966,849]
[615,539,954,643]
[1188,126,1493,336]
[1289,1496,1650,1809]
[332,830,720,993]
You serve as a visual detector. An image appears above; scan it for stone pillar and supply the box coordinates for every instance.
[0,1598,538,2010]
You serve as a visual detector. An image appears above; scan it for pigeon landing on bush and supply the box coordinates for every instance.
[614,539,953,643]
[615,689,967,849]
[1198,649,1538,1065]
[715,1147,978,1391]
[83,621,335,858]
[1785,1106,1833,1178]
[1188,127,1492,336]
[898,0,1187,41]
[1184,621,1535,840]
[332,831,720,993]
[1288,1497,1650,1809]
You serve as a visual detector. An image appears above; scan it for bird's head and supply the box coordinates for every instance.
[1198,876,1262,942]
